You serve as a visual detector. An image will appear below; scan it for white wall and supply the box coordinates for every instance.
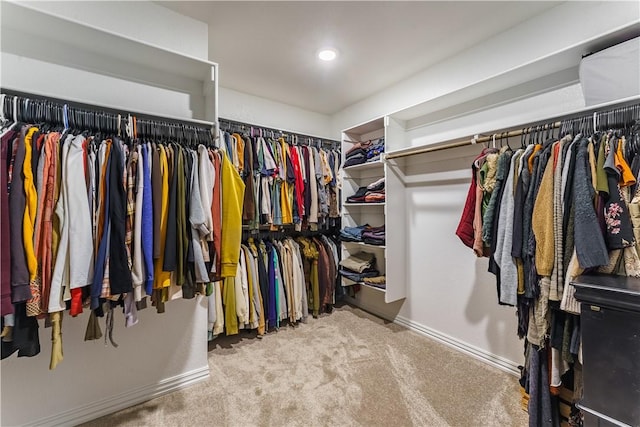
[219,86,334,139]
[0,2,210,426]
[335,1,640,371]
[1,300,208,426]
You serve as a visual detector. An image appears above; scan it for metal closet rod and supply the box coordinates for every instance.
[386,101,640,160]
[385,123,561,159]
[0,88,214,129]
[218,117,339,147]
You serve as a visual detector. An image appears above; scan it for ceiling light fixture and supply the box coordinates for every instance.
[318,48,338,61]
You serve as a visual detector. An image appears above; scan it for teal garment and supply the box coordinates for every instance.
[272,181,282,225]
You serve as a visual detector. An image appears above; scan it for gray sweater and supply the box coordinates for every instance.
[494,151,521,306]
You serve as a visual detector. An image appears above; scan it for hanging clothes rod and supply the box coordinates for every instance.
[386,122,562,159]
[0,88,214,129]
[219,117,338,147]
[385,99,640,160]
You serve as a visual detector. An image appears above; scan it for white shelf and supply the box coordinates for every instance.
[361,283,387,292]
[341,117,405,304]
[343,202,385,207]
[342,278,386,292]
[343,118,384,137]
[343,160,384,172]
[1,1,217,86]
[342,241,386,249]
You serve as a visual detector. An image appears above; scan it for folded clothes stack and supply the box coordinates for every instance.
[340,224,368,242]
[340,224,386,246]
[363,275,386,289]
[344,137,385,167]
[346,177,385,203]
[366,138,385,162]
[362,225,385,245]
[339,252,383,284]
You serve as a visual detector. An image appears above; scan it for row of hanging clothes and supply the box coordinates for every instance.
[456,103,640,426]
[219,119,342,233]
[208,231,340,340]
[0,92,247,370]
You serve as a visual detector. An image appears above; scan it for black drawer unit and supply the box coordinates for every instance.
[573,274,640,427]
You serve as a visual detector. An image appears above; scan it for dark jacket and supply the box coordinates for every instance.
[573,139,609,268]
[109,138,133,295]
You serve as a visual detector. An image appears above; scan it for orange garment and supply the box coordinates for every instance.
[39,133,60,313]
[233,133,245,173]
[34,134,52,262]
[22,127,39,282]
[615,137,635,187]
[23,128,42,316]
[552,141,561,170]
[528,144,542,173]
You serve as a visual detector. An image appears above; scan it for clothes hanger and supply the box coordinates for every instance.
[0,94,6,125]
[501,131,511,150]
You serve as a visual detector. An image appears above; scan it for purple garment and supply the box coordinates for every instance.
[141,144,154,296]
[1,130,16,314]
[9,127,31,303]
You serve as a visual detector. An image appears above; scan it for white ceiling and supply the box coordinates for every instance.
[161,1,563,115]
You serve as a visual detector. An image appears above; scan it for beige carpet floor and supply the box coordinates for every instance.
[83,304,528,427]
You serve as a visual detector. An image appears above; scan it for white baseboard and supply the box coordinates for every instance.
[28,366,210,427]
[345,298,521,377]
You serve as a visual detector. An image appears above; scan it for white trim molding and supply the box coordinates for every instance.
[393,316,521,376]
[345,298,521,377]
[26,366,210,427]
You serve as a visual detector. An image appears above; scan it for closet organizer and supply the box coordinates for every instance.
[386,100,640,426]
[0,91,224,369]
[205,119,343,340]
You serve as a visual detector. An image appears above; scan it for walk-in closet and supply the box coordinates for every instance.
[2,1,639,426]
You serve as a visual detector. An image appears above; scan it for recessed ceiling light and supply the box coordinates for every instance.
[318,48,338,61]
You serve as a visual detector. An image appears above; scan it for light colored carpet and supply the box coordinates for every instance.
[83,304,528,427]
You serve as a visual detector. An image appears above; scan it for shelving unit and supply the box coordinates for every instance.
[340,118,406,303]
